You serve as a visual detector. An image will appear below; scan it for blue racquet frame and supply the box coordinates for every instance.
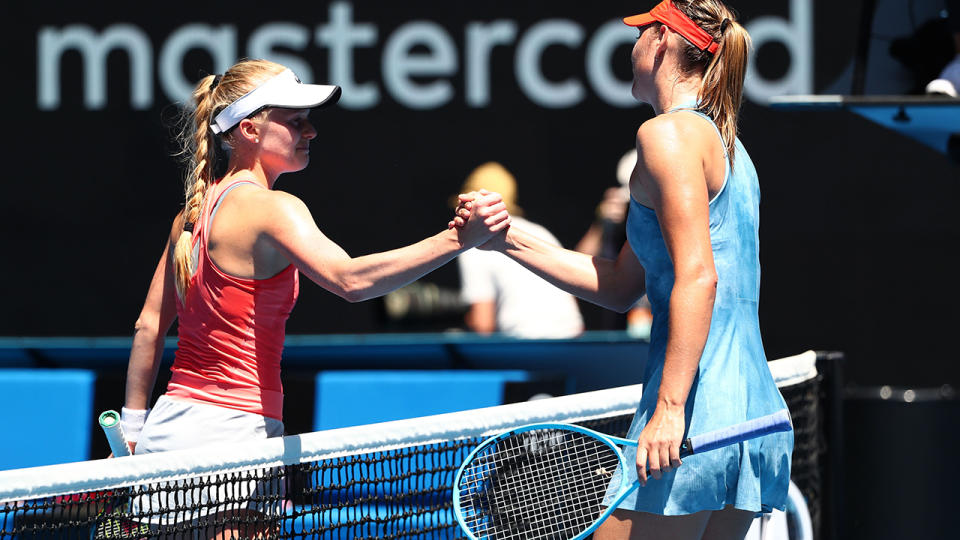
[453,408,792,540]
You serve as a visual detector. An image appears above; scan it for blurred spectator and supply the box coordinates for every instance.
[575,149,653,340]
[575,150,634,258]
[925,0,960,96]
[456,162,584,338]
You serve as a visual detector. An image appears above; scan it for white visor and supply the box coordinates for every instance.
[210,69,341,134]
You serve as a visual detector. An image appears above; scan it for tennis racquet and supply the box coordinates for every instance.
[453,408,792,540]
[93,410,149,539]
[98,410,131,457]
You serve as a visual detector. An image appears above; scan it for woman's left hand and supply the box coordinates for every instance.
[635,404,685,486]
[451,190,511,249]
[448,190,489,229]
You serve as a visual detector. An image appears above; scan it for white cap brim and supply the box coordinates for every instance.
[210,69,341,134]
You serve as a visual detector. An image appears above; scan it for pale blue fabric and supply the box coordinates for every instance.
[607,103,793,515]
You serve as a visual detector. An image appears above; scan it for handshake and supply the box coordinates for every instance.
[447,189,512,251]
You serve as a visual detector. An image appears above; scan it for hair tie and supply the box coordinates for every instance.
[209,74,222,91]
[183,222,195,233]
[719,18,731,34]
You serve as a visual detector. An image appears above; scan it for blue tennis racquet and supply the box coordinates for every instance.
[453,409,792,540]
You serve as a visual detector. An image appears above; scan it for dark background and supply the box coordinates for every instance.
[2,0,958,388]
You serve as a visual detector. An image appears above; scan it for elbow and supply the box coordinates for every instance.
[337,277,371,303]
[341,289,366,303]
[686,267,718,300]
[133,314,160,339]
[669,265,717,309]
[701,270,718,296]
[609,283,647,313]
[612,294,644,314]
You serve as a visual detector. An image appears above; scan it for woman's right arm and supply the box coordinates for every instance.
[488,227,646,313]
[262,190,510,303]
[123,220,180,449]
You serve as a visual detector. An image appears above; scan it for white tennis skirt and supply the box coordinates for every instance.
[131,395,286,527]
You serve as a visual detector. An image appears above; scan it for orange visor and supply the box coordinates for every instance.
[623,1,720,54]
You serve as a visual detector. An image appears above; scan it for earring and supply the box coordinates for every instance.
[255,138,260,143]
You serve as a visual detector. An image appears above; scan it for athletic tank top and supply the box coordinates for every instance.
[167,179,299,421]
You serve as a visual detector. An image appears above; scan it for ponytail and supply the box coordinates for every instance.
[698,18,750,164]
[172,74,219,302]
[672,0,751,165]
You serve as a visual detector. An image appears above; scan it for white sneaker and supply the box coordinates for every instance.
[926,54,960,97]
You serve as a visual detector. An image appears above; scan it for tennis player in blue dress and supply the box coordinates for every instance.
[452,1,792,538]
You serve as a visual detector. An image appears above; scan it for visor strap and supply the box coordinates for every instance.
[658,1,720,54]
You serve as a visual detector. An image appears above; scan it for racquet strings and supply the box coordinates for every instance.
[457,428,620,539]
[92,489,150,539]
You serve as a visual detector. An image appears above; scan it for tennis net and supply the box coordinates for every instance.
[0,351,822,540]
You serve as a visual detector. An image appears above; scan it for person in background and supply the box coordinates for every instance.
[120,59,509,536]
[575,149,654,340]
[456,162,584,338]
[925,0,960,96]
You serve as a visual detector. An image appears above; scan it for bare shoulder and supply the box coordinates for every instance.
[231,188,318,242]
[634,115,699,183]
[227,185,312,221]
[636,113,708,164]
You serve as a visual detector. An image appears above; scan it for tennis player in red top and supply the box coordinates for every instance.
[119,59,509,532]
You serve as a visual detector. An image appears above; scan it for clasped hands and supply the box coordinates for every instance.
[448,189,511,249]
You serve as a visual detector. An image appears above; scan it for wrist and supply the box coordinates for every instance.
[656,396,686,413]
[121,407,150,443]
[499,226,519,250]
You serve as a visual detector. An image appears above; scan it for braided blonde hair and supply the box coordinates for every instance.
[172,59,286,301]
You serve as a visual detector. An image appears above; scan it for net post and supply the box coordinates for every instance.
[816,350,845,540]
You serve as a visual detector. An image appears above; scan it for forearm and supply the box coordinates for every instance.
[501,227,641,312]
[125,239,177,410]
[124,320,165,409]
[332,228,466,302]
[657,275,716,410]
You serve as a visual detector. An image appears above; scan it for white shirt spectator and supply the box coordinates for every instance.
[458,217,584,338]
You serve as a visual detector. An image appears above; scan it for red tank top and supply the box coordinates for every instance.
[167,179,299,421]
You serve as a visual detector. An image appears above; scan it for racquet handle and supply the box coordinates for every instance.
[679,409,792,457]
[99,410,131,457]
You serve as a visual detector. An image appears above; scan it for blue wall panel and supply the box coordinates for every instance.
[314,370,530,430]
[0,369,94,470]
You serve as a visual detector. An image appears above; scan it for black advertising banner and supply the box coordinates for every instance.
[3,1,958,386]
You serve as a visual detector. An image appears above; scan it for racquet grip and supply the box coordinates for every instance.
[99,410,131,457]
[681,409,792,457]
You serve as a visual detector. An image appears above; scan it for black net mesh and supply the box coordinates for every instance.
[1,376,819,540]
[780,372,823,539]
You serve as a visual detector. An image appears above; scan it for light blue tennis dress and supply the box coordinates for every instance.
[607,103,793,515]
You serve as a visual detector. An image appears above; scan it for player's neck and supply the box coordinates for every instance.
[651,76,701,115]
[222,163,272,189]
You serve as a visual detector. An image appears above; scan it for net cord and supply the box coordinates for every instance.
[0,350,817,504]
[0,385,642,503]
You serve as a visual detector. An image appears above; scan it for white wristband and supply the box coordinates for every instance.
[120,407,150,443]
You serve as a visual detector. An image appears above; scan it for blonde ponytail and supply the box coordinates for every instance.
[672,0,751,165]
[698,18,749,163]
[171,59,286,302]
[172,74,218,302]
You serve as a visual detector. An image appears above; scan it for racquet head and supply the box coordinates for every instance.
[453,423,628,540]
